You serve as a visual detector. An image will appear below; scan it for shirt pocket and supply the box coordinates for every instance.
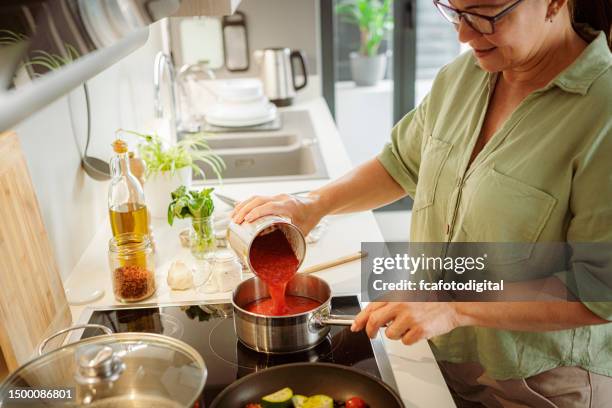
[461,167,557,263]
[413,136,452,212]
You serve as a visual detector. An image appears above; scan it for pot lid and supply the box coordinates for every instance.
[0,331,206,407]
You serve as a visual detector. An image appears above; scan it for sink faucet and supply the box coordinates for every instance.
[153,51,180,141]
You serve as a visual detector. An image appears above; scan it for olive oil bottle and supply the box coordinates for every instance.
[108,139,150,237]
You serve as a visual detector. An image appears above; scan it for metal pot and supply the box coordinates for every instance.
[0,325,206,407]
[232,274,356,353]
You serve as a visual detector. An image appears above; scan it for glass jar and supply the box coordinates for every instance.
[212,249,243,292]
[190,216,216,259]
[108,233,155,302]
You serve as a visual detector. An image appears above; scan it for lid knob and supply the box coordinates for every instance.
[75,345,124,384]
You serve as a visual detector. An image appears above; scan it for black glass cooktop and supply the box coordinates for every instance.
[78,296,395,407]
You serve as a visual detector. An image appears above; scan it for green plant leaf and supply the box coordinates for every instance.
[338,0,393,55]
[167,185,215,225]
[116,129,224,182]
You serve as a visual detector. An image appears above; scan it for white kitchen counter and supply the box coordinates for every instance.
[64,97,455,408]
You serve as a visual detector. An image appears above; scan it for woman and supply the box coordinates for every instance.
[232,0,612,406]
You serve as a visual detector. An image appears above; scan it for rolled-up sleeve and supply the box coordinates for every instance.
[377,94,429,198]
[556,127,612,320]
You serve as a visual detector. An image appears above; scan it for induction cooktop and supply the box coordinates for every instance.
[74,296,396,407]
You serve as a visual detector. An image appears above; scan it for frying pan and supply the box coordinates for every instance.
[210,362,405,408]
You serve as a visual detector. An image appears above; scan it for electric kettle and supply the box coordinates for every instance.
[254,47,308,106]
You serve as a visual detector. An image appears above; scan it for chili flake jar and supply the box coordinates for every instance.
[108,233,156,302]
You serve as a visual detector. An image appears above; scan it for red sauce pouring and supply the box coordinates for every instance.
[248,228,319,315]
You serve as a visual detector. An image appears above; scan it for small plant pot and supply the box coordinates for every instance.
[349,52,388,87]
[144,167,192,219]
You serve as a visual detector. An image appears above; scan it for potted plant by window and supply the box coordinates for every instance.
[117,129,224,218]
[336,0,393,86]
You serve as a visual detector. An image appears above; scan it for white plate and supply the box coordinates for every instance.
[206,109,278,127]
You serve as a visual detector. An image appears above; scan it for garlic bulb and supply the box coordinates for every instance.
[167,260,194,290]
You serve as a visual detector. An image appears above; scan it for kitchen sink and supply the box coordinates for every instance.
[188,110,328,183]
[203,133,300,150]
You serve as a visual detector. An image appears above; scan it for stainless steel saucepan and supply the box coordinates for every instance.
[232,274,357,353]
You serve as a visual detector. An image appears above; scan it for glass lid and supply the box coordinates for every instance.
[0,332,206,407]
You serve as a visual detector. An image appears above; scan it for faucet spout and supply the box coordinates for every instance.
[153,51,179,139]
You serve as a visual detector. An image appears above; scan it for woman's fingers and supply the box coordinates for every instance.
[365,304,400,339]
[231,195,257,215]
[401,326,424,346]
[384,314,413,340]
[244,202,286,223]
[351,302,387,332]
[232,196,270,223]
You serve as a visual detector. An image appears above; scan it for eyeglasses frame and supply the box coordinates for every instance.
[433,0,527,34]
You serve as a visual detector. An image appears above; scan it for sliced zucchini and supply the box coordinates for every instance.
[302,395,334,408]
[261,387,294,408]
[292,395,308,408]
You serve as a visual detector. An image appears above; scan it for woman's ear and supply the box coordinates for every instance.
[546,0,568,22]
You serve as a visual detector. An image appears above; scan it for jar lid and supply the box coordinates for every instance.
[0,332,206,407]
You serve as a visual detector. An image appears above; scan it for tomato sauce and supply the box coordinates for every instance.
[248,228,316,315]
[245,295,321,315]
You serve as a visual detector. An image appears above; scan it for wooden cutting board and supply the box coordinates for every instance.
[0,131,71,378]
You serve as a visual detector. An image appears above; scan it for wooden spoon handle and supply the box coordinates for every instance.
[300,251,366,274]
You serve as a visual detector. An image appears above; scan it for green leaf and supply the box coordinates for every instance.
[166,185,215,225]
[336,0,393,54]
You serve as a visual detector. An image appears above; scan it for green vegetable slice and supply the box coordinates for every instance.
[291,395,308,408]
[302,395,333,408]
[261,387,293,408]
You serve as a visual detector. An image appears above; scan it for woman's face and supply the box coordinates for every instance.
[450,0,552,72]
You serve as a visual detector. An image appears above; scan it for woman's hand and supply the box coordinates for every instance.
[351,302,462,345]
[231,193,324,236]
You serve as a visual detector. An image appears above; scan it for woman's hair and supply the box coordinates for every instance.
[568,0,612,50]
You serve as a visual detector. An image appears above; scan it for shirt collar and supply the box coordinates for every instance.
[473,30,612,95]
[551,31,612,95]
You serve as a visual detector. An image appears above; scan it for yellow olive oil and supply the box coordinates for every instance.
[109,203,150,237]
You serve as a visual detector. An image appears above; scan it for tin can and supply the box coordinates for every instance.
[227,216,306,273]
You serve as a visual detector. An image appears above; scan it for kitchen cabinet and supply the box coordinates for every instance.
[172,0,242,16]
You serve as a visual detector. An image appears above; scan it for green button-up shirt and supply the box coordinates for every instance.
[378,31,612,380]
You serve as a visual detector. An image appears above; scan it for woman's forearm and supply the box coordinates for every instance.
[455,301,608,332]
[309,158,407,216]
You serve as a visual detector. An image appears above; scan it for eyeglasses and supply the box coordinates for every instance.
[433,0,526,35]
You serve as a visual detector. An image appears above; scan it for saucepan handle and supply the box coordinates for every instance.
[310,312,355,330]
[311,312,390,330]
[319,314,355,326]
[38,324,113,356]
